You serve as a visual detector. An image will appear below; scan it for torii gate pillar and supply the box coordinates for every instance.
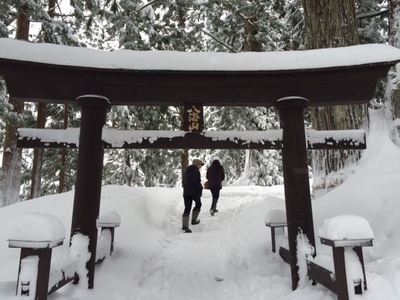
[275,97,316,290]
[70,95,111,289]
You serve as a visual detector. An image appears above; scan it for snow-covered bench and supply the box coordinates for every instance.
[8,211,121,300]
[307,215,374,300]
[96,211,121,261]
[265,209,287,253]
[8,213,65,299]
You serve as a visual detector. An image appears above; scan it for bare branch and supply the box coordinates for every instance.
[357,9,388,20]
[222,1,255,27]
[187,19,238,53]
[133,0,160,14]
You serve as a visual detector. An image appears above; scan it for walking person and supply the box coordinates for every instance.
[182,158,204,233]
[206,159,225,216]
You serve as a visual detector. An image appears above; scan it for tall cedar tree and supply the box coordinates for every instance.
[0,8,28,206]
[388,1,400,119]
[303,0,368,196]
[30,0,57,199]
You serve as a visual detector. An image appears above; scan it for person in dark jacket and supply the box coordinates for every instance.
[182,158,204,233]
[206,159,225,216]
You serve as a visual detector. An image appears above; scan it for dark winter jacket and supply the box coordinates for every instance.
[206,162,225,189]
[183,165,203,197]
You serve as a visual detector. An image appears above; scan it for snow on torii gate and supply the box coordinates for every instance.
[1,38,400,292]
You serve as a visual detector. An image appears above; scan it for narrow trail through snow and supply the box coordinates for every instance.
[129,186,294,300]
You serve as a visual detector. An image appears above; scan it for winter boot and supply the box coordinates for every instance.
[210,199,219,216]
[182,214,192,233]
[191,208,201,225]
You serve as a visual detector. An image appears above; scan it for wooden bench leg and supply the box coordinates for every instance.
[353,246,367,291]
[17,248,52,300]
[270,226,286,253]
[332,247,349,300]
[271,227,276,253]
[109,228,115,255]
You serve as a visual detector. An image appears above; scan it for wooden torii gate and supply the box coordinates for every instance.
[16,99,366,291]
[1,38,400,291]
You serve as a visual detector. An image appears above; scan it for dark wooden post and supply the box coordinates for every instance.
[70,95,111,289]
[332,247,349,300]
[275,97,316,290]
[271,227,276,253]
[17,248,52,300]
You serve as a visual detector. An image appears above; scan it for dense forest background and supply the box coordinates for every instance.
[0,0,399,205]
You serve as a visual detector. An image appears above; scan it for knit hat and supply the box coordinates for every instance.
[192,158,204,166]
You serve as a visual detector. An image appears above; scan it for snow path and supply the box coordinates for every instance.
[131,187,292,300]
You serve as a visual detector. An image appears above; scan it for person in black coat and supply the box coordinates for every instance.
[182,158,204,233]
[206,159,225,216]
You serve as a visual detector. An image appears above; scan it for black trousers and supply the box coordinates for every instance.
[210,187,220,200]
[183,195,202,215]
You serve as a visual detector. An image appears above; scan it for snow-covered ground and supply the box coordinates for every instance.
[1,109,400,300]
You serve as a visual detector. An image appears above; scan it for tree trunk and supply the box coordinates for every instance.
[58,105,69,193]
[243,21,263,52]
[16,11,30,41]
[30,103,47,199]
[180,103,189,179]
[124,152,132,186]
[235,151,241,179]
[242,14,264,181]
[0,10,29,206]
[303,0,367,195]
[181,149,189,180]
[30,0,57,199]
[388,1,400,122]
[389,0,400,48]
[58,149,67,193]
[303,0,359,49]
